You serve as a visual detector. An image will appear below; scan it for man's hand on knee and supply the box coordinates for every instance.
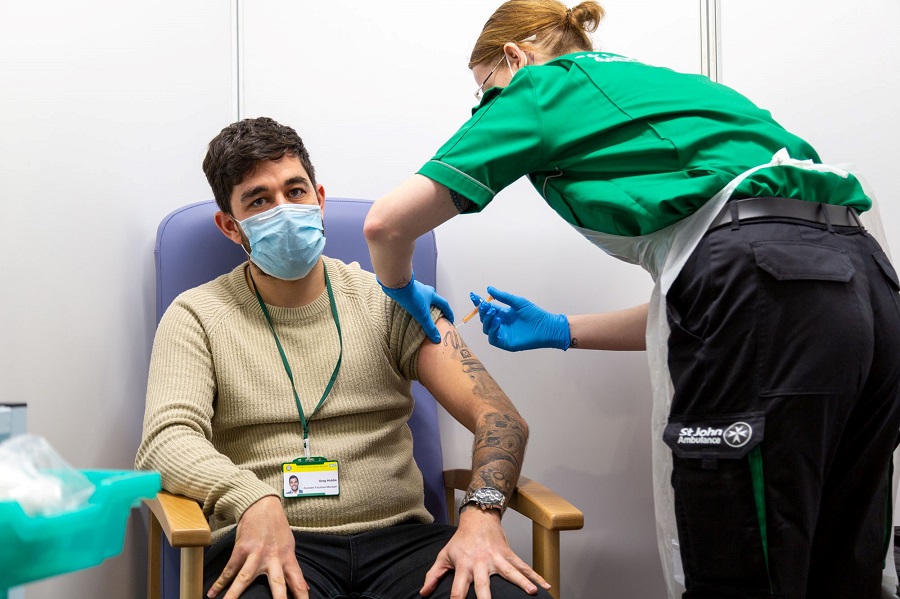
[207,496,309,599]
[419,509,550,599]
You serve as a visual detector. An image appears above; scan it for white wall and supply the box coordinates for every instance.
[0,0,234,596]
[2,0,898,597]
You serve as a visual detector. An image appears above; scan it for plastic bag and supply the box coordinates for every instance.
[0,434,95,516]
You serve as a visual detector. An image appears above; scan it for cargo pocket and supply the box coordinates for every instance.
[664,412,772,595]
[752,241,862,396]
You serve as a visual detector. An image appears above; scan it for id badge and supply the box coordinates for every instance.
[282,457,340,498]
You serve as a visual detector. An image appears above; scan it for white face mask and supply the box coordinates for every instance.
[237,204,325,280]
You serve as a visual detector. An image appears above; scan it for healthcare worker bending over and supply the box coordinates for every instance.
[364,1,900,597]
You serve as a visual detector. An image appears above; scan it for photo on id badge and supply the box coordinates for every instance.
[282,459,340,498]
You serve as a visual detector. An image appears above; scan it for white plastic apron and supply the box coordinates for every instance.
[570,149,896,597]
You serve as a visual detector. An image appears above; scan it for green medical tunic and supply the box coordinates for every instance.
[418,52,870,236]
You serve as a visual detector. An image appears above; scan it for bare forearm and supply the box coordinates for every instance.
[363,175,459,287]
[567,303,649,351]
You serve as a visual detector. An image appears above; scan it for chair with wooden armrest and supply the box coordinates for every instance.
[146,471,582,599]
[145,492,210,599]
[147,199,584,599]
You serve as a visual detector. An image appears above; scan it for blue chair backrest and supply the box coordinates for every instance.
[154,199,447,597]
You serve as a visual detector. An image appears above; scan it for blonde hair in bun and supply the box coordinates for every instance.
[469,0,605,68]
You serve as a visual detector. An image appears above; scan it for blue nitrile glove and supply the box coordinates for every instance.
[470,286,570,352]
[379,273,454,344]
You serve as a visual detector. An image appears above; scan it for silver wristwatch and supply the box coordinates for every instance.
[459,487,506,515]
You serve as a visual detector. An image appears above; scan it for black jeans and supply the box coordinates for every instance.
[666,219,900,598]
[203,521,553,599]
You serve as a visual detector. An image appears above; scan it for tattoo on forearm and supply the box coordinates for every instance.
[470,412,527,497]
[478,466,511,492]
[477,413,525,455]
[449,189,474,213]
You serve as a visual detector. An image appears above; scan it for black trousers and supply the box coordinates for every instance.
[203,521,553,599]
[665,218,900,598]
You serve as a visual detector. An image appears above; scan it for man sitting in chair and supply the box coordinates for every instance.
[136,117,552,599]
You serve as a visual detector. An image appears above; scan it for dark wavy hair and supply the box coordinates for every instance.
[202,117,317,214]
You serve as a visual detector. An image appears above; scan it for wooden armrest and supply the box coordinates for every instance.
[145,491,210,599]
[143,491,211,547]
[507,475,584,531]
[443,468,583,531]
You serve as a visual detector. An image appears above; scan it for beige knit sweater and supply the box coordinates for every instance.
[136,257,434,542]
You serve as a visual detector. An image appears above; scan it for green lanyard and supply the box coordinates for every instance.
[249,264,343,459]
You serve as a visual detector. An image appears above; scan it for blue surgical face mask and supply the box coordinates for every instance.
[237,204,326,280]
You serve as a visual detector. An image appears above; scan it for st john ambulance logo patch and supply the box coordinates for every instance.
[663,412,764,459]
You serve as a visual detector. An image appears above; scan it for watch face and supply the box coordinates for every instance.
[474,487,504,504]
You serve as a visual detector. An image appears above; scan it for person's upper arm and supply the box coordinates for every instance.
[137,300,217,469]
[417,71,544,212]
[383,285,444,376]
[380,281,515,430]
[415,318,517,432]
[136,298,276,521]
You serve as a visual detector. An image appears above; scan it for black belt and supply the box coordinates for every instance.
[708,197,862,231]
